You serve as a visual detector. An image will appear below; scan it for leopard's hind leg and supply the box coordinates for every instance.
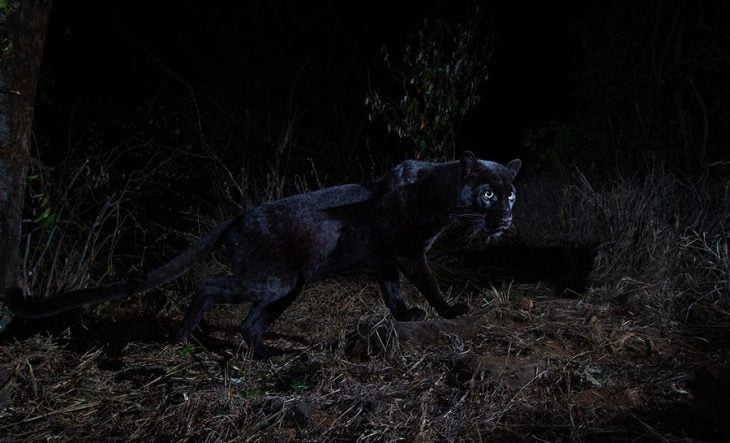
[172,275,250,343]
[239,276,305,359]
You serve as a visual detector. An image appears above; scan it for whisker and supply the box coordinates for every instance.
[467,226,481,243]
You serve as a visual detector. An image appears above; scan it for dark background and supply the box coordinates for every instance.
[29,0,730,225]
[35,1,730,166]
[35,1,582,167]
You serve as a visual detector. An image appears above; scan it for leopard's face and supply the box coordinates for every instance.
[456,153,521,237]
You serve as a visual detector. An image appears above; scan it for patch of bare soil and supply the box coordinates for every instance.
[0,276,727,441]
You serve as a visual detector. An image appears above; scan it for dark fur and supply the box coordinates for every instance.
[3,152,521,358]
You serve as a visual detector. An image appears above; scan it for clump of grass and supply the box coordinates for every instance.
[548,161,728,321]
[677,228,729,320]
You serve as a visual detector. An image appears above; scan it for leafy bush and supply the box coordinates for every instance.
[366,10,491,161]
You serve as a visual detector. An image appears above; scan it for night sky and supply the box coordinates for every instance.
[36,1,581,166]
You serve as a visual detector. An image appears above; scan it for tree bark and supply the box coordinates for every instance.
[0,1,53,290]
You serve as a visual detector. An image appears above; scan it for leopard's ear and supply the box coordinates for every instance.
[506,159,522,178]
[460,151,479,176]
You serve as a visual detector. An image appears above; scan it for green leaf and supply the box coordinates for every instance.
[33,207,51,223]
[1,38,12,56]
[289,379,310,394]
[245,389,262,398]
[180,344,194,356]
[40,213,55,229]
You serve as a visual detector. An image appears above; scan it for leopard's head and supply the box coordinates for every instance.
[456,151,521,238]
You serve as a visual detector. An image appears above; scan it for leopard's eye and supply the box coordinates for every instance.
[483,190,494,199]
[508,191,516,202]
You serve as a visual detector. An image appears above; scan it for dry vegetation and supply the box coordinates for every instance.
[1,277,727,441]
[1,155,728,441]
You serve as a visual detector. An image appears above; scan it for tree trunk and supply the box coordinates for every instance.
[0,1,53,290]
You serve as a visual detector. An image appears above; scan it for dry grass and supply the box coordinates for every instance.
[516,163,729,320]
[1,273,726,441]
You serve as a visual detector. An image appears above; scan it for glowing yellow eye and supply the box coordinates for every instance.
[483,190,494,199]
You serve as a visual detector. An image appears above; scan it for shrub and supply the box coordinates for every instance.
[366,10,491,161]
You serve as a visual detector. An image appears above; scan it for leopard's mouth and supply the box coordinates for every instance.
[482,219,512,236]
[482,227,504,236]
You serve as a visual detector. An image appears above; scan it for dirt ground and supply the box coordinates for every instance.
[1,273,728,441]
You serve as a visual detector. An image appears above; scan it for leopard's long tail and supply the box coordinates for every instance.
[2,217,239,319]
